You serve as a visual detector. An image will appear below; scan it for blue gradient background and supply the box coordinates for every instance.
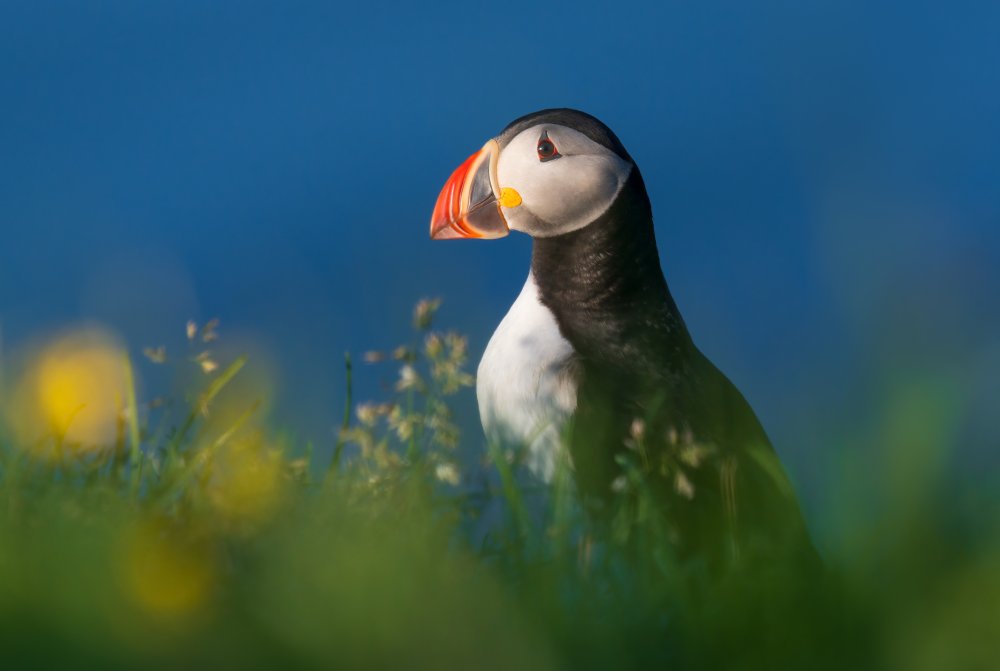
[2,2,998,528]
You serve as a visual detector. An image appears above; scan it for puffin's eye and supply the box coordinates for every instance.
[537,132,560,162]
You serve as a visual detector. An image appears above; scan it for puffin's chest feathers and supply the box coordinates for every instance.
[477,273,578,481]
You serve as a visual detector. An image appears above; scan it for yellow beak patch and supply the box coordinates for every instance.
[499,187,522,208]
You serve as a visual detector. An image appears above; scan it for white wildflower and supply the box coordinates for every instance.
[414,299,441,330]
[675,470,695,500]
[356,403,378,426]
[434,462,461,486]
[201,318,220,343]
[395,364,422,391]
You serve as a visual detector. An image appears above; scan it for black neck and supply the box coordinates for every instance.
[531,169,692,376]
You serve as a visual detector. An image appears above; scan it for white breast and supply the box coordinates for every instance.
[477,272,578,481]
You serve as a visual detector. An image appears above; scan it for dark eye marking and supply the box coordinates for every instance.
[536,130,561,162]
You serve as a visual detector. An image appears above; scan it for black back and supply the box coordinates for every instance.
[522,113,818,570]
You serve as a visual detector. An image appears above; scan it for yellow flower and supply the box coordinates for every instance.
[121,521,214,618]
[6,327,131,452]
[204,438,285,525]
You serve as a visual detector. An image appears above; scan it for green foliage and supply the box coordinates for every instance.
[0,303,997,670]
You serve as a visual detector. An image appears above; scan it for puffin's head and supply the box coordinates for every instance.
[430,109,634,240]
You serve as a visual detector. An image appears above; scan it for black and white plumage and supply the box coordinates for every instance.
[431,108,816,569]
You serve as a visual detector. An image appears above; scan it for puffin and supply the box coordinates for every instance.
[429,108,817,570]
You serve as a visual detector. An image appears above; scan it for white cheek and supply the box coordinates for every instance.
[497,126,632,237]
[522,155,627,231]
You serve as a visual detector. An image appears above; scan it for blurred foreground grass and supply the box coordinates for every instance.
[0,302,997,670]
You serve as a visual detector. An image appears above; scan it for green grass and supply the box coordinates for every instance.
[0,301,997,670]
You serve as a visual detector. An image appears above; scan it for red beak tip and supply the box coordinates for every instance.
[430,141,508,240]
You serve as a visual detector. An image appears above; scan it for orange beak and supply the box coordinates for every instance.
[429,140,510,240]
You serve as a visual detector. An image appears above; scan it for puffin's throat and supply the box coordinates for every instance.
[530,170,691,371]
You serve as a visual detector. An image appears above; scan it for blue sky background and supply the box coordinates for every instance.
[2,1,998,533]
